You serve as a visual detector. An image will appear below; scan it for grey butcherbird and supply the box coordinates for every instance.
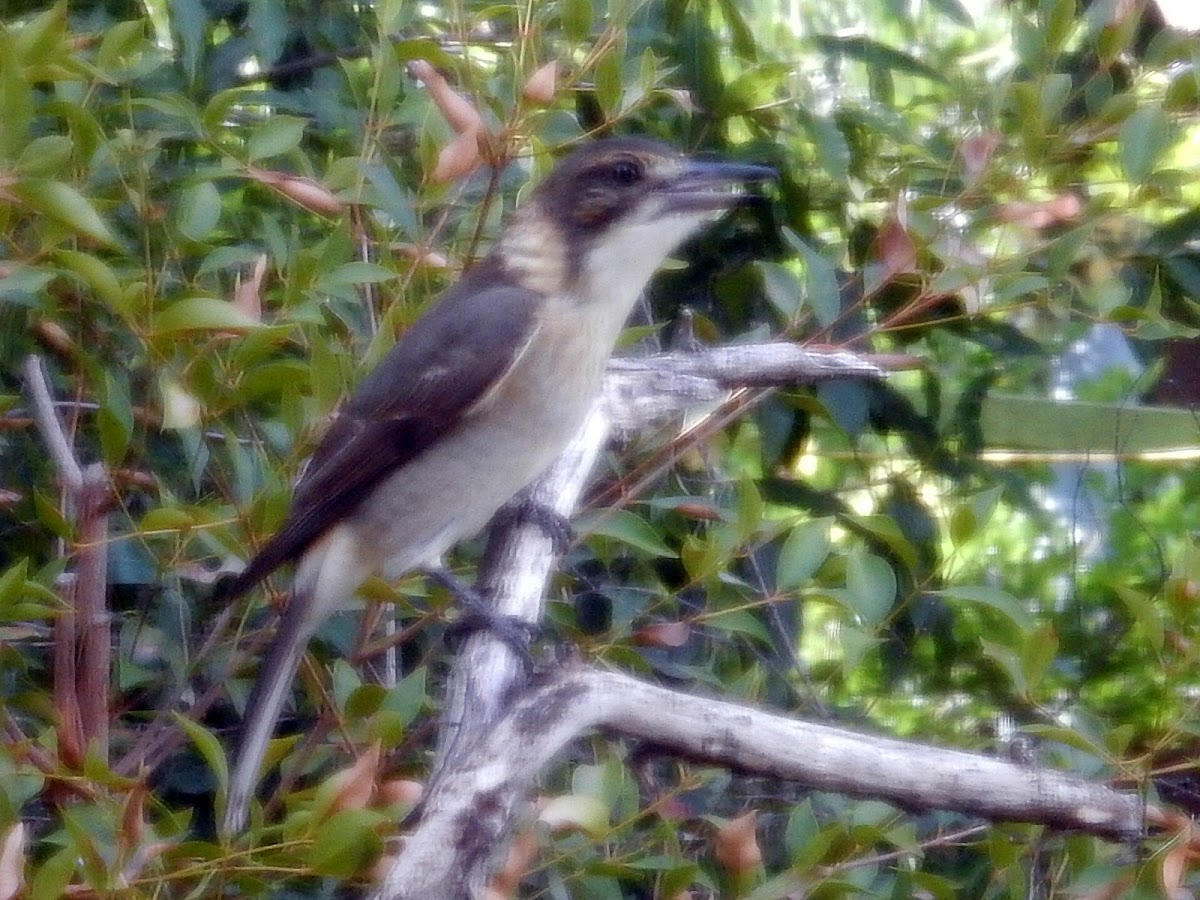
[218,137,775,834]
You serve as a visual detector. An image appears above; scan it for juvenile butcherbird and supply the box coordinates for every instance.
[218,137,774,834]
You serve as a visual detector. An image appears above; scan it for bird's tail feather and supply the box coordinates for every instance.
[221,593,314,836]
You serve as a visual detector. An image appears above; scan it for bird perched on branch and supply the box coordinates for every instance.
[218,136,775,834]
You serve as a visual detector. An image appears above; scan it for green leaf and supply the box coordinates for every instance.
[783,229,840,326]
[1038,0,1076,54]
[55,250,124,309]
[174,713,228,791]
[735,477,764,541]
[314,261,398,291]
[716,62,790,116]
[1020,625,1059,691]
[1114,585,1164,652]
[845,551,895,626]
[175,180,222,241]
[776,517,833,591]
[158,374,201,430]
[706,609,771,643]
[980,639,1025,693]
[756,261,802,320]
[581,509,677,558]
[246,115,308,162]
[98,370,134,462]
[0,265,54,306]
[802,112,851,184]
[0,560,30,614]
[154,297,263,334]
[812,35,946,83]
[15,135,73,176]
[594,50,622,115]
[96,19,145,74]
[562,0,593,43]
[936,585,1032,631]
[1120,105,1171,184]
[14,179,118,246]
[948,487,1002,545]
[139,506,198,533]
[925,0,973,27]
[308,809,384,877]
[1039,73,1072,125]
[28,845,76,900]
[380,666,427,729]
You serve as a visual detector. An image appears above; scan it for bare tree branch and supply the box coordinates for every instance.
[374,342,1145,898]
[375,664,1145,898]
[22,354,111,759]
[602,343,893,430]
[21,355,83,494]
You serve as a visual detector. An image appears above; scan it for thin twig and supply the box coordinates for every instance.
[22,355,83,493]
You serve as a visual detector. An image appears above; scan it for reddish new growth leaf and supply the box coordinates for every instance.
[0,823,24,900]
[1156,811,1200,900]
[433,132,484,184]
[376,778,423,810]
[410,59,484,135]
[714,810,761,877]
[233,254,268,322]
[673,501,722,521]
[395,245,451,269]
[484,829,538,899]
[872,215,919,282]
[118,783,148,853]
[995,193,1083,230]
[522,62,558,106]
[958,132,1001,186]
[32,319,77,358]
[244,168,344,217]
[410,59,486,183]
[329,741,381,814]
[633,620,692,648]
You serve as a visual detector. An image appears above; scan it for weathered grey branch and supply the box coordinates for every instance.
[376,665,1144,898]
[602,343,891,430]
[372,343,1142,900]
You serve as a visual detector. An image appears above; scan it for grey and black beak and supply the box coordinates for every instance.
[658,158,777,214]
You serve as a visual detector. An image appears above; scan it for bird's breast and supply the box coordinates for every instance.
[351,294,613,580]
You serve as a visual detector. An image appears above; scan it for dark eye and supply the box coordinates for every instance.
[610,159,643,185]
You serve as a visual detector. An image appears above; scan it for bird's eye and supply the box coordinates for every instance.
[610,159,643,185]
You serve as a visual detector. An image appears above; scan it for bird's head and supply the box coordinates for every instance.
[499,138,775,305]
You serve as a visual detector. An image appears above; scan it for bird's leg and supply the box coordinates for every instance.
[426,567,539,667]
[490,494,573,555]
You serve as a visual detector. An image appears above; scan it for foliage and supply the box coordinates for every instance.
[2,0,1200,895]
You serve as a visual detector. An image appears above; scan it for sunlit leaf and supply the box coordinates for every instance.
[936,585,1032,631]
[14,179,117,246]
[154,297,264,333]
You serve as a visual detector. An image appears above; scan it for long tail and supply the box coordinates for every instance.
[221,591,315,836]
[220,524,370,835]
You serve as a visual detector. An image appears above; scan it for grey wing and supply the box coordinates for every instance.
[218,280,541,600]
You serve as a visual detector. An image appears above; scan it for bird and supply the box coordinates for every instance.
[217,136,775,834]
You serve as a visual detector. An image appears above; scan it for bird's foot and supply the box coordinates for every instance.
[492,495,573,554]
[427,568,539,670]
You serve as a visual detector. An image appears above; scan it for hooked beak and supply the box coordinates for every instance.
[658,159,777,214]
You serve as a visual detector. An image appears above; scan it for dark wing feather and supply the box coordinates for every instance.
[219,276,540,600]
